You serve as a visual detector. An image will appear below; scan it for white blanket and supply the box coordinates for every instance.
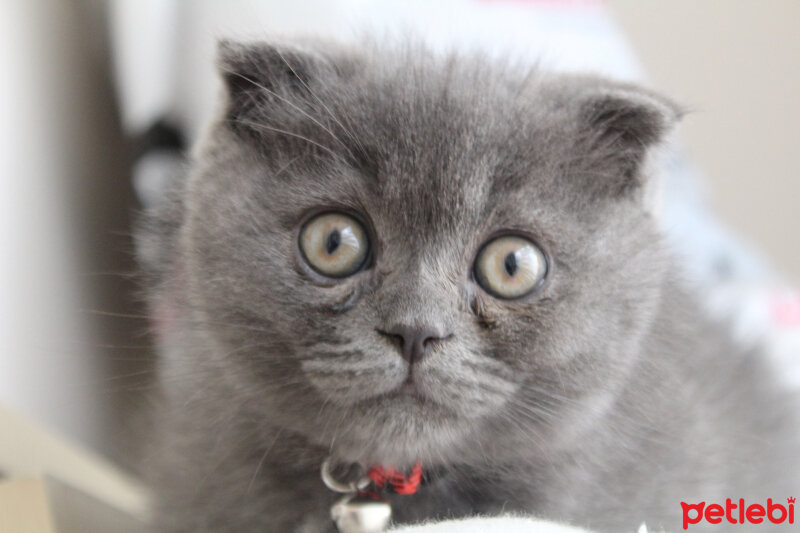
[394,517,657,533]
[393,516,597,533]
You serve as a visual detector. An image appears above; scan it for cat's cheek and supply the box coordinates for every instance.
[300,356,406,404]
[468,281,556,329]
[419,375,514,417]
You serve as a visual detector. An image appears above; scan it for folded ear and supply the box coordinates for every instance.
[216,40,339,132]
[570,81,683,198]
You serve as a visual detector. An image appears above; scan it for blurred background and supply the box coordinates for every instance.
[1,0,798,473]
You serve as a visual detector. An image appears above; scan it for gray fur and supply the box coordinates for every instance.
[137,40,799,533]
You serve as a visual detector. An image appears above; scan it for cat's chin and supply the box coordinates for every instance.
[330,389,499,467]
[361,384,456,415]
[316,373,503,423]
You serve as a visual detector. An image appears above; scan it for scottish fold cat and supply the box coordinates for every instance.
[137,40,799,532]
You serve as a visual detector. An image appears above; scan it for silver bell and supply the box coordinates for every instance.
[331,494,392,533]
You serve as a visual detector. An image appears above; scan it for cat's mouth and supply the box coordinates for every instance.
[396,377,425,398]
[397,362,424,393]
[363,370,446,408]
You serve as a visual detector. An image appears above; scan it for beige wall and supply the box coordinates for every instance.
[607,0,800,283]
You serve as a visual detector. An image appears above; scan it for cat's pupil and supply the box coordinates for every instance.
[504,252,518,277]
[325,229,341,255]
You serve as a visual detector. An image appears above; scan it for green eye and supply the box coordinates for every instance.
[299,212,369,278]
[474,235,547,299]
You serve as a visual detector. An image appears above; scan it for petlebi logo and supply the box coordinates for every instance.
[681,497,795,529]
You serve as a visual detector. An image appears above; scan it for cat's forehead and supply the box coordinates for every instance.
[326,73,572,237]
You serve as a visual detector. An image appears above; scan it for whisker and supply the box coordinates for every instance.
[246,428,284,494]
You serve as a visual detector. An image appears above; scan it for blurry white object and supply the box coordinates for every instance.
[108,0,180,135]
[391,516,594,533]
[391,516,664,532]
[133,150,184,208]
[705,283,800,390]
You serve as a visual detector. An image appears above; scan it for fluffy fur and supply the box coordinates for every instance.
[137,40,799,532]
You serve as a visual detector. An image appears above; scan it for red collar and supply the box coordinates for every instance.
[361,462,424,498]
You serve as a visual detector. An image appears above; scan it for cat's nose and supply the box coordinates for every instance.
[379,324,451,364]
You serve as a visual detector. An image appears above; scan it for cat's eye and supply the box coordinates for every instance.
[474,235,547,299]
[299,212,370,278]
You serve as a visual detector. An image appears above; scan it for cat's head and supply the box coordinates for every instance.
[146,40,680,467]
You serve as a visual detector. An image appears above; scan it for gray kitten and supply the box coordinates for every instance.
[137,40,799,533]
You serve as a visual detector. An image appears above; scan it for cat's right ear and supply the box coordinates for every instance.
[216,40,338,130]
[561,79,684,200]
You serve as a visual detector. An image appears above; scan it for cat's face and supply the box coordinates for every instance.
[168,42,677,467]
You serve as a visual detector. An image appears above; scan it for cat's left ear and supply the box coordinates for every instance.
[569,81,684,198]
[215,40,346,132]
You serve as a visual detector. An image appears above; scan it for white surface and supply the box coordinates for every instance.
[392,516,595,533]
